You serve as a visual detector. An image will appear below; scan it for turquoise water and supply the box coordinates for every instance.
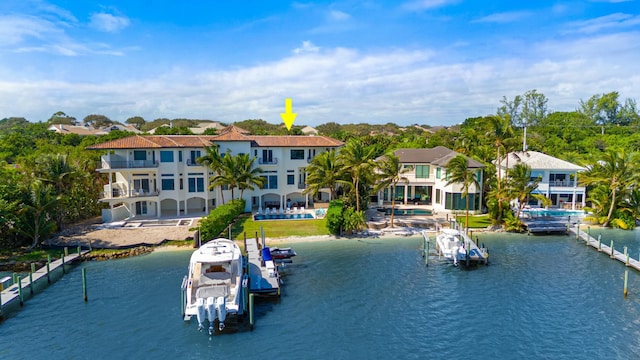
[2,231,640,359]
[379,208,433,216]
[523,209,585,217]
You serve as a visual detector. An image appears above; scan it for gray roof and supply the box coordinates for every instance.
[390,146,485,169]
[499,151,586,171]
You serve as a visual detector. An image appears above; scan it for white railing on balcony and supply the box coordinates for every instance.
[99,159,159,170]
[99,188,160,199]
[258,157,278,165]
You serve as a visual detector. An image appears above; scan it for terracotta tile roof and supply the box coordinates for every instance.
[86,134,343,150]
[86,135,217,150]
[250,135,344,147]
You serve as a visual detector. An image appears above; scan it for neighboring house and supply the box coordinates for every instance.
[189,121,225,134]
[300,125,318,135]
[498,151,587,210]
[48,124,107,136]
[87,125,343,222]
[375,146,485,213]
[48,123,141,135]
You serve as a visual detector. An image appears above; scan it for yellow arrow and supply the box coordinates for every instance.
[280,98,297,131]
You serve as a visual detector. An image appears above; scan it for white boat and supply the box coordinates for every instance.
[183,238,247,335]
[433,229,488,266]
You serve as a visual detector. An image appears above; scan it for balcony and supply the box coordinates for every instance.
[258,157,278,165]
[186,158,202,166]
[99,188,160,200]
[549,180,576,187]
[298,183,306,190]
[98,159,158,170]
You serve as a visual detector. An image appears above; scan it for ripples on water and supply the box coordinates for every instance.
[1,231,640,359]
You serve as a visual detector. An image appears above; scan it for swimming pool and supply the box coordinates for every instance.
[377,208,433,216]
[522,209,585,217]
[253,213,314,221]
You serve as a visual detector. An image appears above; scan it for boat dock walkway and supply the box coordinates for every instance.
[1,248,90,316]
[244,235,280,296]
[569,226,640,271]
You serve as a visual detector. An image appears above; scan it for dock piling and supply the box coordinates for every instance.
[46,255,51,283]
[29,264,34,296]
[598,235,601,252]
[17,276,23,307]
[610,241,614,259]
[82,268,88,302]
[624,269,629,298]
[249,293,255,330]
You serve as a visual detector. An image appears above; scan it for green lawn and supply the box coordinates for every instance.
[230,213,330,240]
[455,214,492,228]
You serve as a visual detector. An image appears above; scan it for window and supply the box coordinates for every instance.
[133,150,146,161]
[416,165,430,179]
[287,174,295,185]
[160,151,174,163]
[161,179,175,190]
[262,149,273,163]
[190,150,201,165]
[260,175,278,189]
[188,177,205,192]
[436,167,441,179]
[290,149,304,160]
[178,151,182,162]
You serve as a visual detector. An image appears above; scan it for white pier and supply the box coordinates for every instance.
[244,235,280,296]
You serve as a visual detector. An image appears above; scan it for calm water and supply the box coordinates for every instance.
[2,230,640,359]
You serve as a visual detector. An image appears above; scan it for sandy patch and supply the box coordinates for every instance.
[51,224,197,249]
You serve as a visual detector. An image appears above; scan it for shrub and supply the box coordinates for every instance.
[325,199,344,235]
[199,199,245,241]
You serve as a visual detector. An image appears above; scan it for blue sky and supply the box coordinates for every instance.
[0,0,639,127]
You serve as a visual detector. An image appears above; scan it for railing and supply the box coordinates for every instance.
[186,158,202,166]
[298,183,306,189]
[549,180,576,187]
[258,157,278,165]
[99,189,160,199]
[99,160,158,170]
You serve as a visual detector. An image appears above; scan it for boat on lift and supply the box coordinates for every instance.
[182,238,247,335]
[433,228,488,266]
[269,247,297,260]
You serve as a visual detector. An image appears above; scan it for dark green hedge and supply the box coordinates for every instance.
[325,199,344,235]
[199,199,246,242]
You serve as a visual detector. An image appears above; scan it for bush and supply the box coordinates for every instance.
[199,199,245,241]
[325,199,344,235]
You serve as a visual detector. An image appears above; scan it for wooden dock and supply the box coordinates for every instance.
[244,235,280,296]
[523,219,568,234]
[1,248,90,316]
[568,227,640,271]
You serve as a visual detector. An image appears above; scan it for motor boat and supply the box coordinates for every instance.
[269,247,297,260]
[433,228,488,266]
[182,238,247,335]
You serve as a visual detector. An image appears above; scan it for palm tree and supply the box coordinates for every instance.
[209,150,239,203]
[236,153,264,199]
[197,144,224,202]
[445,155,480,231]
[337,139,377,212]
[304,149,340,201]
[580,148,639,227]
[18,180,60,250]
[36,154,76,230]
[506,163,547,220]
[488,114,515,224]
[375,153,409,228]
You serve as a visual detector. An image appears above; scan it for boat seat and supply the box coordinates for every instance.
[196,285,228,299]
[200,273,230,285]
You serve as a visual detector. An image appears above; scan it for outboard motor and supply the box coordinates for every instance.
[216,297,227,331]
[196,298,206,331]
[206,297,216,335]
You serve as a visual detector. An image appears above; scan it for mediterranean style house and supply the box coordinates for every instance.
[497,151,587,210]
[375,147,485,213]
[87,126,343,222]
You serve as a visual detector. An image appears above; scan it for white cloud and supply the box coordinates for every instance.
[293,41,320,54]
[1,32,639,126]
[564,13,640,34]
[89,12,130,33]
[329,10,351,21]
[473,11,532,24]
[402,0,460,11]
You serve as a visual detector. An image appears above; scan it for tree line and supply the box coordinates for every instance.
[2,90,640,250]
